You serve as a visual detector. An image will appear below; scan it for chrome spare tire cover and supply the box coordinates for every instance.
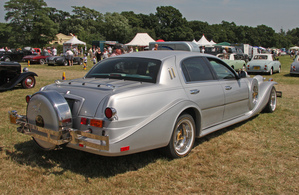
[26,90,72,150]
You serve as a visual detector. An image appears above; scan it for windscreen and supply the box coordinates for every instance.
[85,57,161,83]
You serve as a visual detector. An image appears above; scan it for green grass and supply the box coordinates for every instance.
[0,55,298,194]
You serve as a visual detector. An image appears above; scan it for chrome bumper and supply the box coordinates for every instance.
[8,110,109,151]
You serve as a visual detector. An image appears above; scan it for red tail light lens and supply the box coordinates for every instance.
[90,119,103,128]
[81,117,88,125]
[25,95,31,103]
[105,107,116,119]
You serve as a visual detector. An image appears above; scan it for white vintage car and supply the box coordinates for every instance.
[247,54,281,75]
[216,53,247,71]
[9,51,281,158]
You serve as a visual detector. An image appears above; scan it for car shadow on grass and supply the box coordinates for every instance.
[6,139,165,179]
[284,73,299,77]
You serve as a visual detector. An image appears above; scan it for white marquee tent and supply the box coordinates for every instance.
[210,40,217,45]
[63,36,86,52]
[290,46,299,50]
[126,33,155,47]
[197,34,211,46]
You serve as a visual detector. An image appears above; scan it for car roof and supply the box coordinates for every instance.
[115,51,216,61]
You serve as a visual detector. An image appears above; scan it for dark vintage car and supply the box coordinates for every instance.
[47,54,83,66]
[0,47,38,62]
[23,51,51,65]
[0,61,37,91]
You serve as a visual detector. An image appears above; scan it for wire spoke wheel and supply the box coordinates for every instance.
[21,76,35,89]
[263,87,277,113]
[165,114,195,158]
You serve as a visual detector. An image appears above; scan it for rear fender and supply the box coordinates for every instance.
[14,72,38,85]
[253,80,277,115]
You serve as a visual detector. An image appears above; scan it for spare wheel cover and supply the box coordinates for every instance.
[27,90,72,149]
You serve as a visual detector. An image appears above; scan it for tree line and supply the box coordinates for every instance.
[0,0,298,49]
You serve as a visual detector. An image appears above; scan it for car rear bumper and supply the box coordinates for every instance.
[8,110,109,151]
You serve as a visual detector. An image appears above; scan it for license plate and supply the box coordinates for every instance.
[49,60,55,64]
[254,66,260,70]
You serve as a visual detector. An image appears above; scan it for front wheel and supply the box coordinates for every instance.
[263,87,277,113]
[63,60,68,66]
[269,67,273,75]
[21,76,36,89]
[165,114,195,158]
[40,59,45,65]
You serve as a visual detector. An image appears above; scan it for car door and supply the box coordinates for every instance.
[180,57,225,129]
[206,57,250,121]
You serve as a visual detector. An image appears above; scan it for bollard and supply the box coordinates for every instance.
[83,62,86,70]
[28,60,30,67]
[62,72,66,80]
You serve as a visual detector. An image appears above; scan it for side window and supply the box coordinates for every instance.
[208,58,236,80]
[181,57,214,82]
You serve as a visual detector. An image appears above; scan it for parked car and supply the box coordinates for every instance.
[246,54,281,75]
[9,51,281,158]
[149,41,200,52]
[47,54,83,66]
[0,61,37,91]
[23,50,51,65]
[216,53,247,71]
[290,55,299,76]
[0,47,38,62]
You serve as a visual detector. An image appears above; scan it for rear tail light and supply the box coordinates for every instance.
[90,119,103,128]
[25,95,31,103]
[105,107,116,119]
[80,117,103,128]
[81,117,88,125]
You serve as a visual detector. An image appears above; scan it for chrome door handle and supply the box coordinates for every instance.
[190,89,200,94]
[225,86,232,90]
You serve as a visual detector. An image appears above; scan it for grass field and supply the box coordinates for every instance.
[0,55,298,194]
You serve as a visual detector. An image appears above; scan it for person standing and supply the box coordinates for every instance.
[66,49,74,66]
[152,44,158,51]
[95,47,102,62]
[52,47,57,56]
[102,48,109,59]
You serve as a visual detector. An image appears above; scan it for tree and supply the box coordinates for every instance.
[155,6,193,41]
[59,6,105,44]
[103,12,132,43]
[4,0,58,48]
[0,23,12,47]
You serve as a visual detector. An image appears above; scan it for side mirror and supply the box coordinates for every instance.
[238,71,247,78]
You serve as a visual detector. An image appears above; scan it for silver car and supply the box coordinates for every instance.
[290,55,299,75]
[9,51,281,158]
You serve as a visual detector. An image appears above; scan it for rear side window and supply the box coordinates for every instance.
[181,57,214,82]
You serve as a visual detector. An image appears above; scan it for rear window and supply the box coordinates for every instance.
[85,57,161,83]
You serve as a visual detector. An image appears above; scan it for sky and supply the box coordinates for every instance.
[0,0,298,34]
